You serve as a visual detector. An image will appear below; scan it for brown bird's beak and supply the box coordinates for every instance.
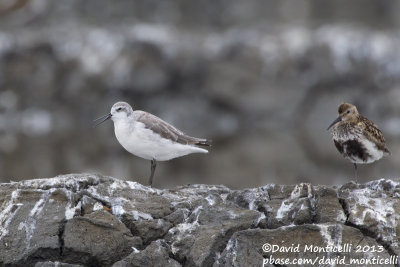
[93,113,112,128]
[327,116,342,131]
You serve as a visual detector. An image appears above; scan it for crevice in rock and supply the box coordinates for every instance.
[259,211,272,229]
[58,219,67,257]
[119,216,138,243]
[251,202,271,229]
[166,244,186,266]
[71,193,85,217]
[72,193,83,207]
[158,225,176,244]
[210,229,244,266]
[65,179,101,193]
[309,188,317,224]
[338,198,350,222]
[138,224,174,247]
[211,222,268,266]
[81,190,112,210]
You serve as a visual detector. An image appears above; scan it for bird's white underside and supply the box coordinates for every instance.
[332,132,385,164]
[114,120,208,161]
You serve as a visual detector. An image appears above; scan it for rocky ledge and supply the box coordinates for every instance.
[0,174,399,267]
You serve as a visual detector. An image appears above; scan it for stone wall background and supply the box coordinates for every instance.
[1,0,400,188]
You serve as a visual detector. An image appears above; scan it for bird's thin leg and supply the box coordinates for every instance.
[354,163,358,183]
[149,159,157,187]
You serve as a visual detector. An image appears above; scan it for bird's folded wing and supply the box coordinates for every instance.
[359,117,390,153]
[137,112,206,145]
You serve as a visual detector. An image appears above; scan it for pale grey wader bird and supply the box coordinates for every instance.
[94,101,211,187]
[327,102,390,182]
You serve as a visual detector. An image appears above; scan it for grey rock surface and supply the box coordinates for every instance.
[0,173,399,266]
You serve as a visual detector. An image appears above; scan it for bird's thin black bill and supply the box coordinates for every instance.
[93,113,112,127]
[327,116,342,130]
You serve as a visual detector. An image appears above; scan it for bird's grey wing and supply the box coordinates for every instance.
[136,112,208,146]
[359,116,390,154]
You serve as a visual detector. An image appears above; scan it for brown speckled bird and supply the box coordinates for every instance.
[327,103,390,182]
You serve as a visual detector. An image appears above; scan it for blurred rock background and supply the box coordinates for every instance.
[0,0,400,188]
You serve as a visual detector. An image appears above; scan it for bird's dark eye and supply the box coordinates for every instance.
[346,110,350,114]
[117,107,122,112]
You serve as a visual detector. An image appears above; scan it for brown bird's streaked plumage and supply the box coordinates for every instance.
[327,103,390,182]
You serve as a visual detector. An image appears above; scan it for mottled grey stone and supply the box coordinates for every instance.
[314,186,346,224]
[215,224,391,267]
[0,174,399,266]
[112,240,180,267]
[0,188,74,266]
[62,210,140,266]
